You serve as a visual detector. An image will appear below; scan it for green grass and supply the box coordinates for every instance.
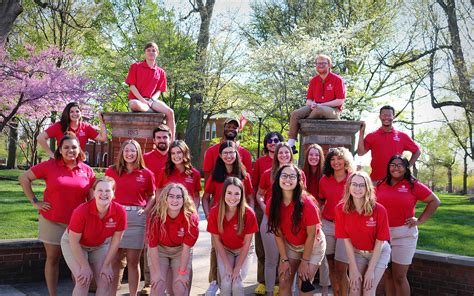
[0,170,473,257]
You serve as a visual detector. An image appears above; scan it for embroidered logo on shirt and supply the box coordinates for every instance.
[398,185,409,193]
[78,131,86,137]
[177,227,185,237]
[326,83,333,91]
[136,174,145,183]
[105,218,116,228]
[366,217,377,227]
[76,169,87,177]
[185,176,194,184]
[393,135,400,142]
[233,224,238,231]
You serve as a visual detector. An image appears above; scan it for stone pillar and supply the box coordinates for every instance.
[298,119,362,166]
[103,112,165,166]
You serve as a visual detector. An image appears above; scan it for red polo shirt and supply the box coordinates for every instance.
[207,206,258,250]
[335,203,390,251]
[259,169,307,208]
[31,159,96,224]
[125,61,167,99]
[68,200,127,247]
[45,122,99,150]
[319,173,349,221]
[204,173,253,207]
[266,195,320,246]
[105,166,156,207]
[364,128,420,181]
[202,142,253,176]
[376,179,432,227]
[155,167,202,196]
[252,155,273,191]
[147,210,199,248]
[144,150,168,180]
[306,72,346,111]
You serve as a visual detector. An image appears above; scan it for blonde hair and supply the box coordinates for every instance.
[92,176,116,191]
[341,171,375,216]
[217,177,249,235]
[113,139,146,176]
[316,54,332,68]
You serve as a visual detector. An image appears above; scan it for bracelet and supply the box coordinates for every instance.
[32,196,39,203]
[178,269,188,276]
[300,258,310,262]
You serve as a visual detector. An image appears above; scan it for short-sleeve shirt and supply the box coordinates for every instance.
[364,128,420,181]
[147,210,199,248]
[207,206,258,250]
[125,61,167,99]
[306,72,346,111]
[45,122,99,150]
[105,167,156,207]
[204,173,253,207]
[259,169,307,209]
[267,196,320,246]
[335,203,390,251]
[319,174,349,221]
[376,179,432,227]
[252,155,273,191]
[143,150,168,181]
[31,159,96,224]
[68,200,127,247]
[202,142,253,176]
[155,167,202,196]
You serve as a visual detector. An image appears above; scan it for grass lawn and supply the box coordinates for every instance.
[0,169,472,257]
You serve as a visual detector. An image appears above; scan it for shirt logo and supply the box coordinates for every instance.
[136,175,145,183]
[78,131,86,137]
[75,169,87,177]
[366,217,376,227]
[233,224,238,231]
[398,185,409,193]
[177,227,185,237]
[393,135,400,142]
[105,218,116,228]
[185,176,194,184]
[326,83,333,91]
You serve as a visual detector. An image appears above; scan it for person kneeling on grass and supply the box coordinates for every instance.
[60,177,126,296]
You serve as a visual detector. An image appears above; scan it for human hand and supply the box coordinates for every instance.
[232,267,242,281]
[359,121,366,134]
[278,261,291,281]
[98,112,105,124]
[150,272,165,290]
[100,264,113,284]
[297,260,311,281]
[405,216,419,228]
[174,274,189,288]
[348,267,362,292]
[363,269,375,291]
[33,201,51,212]
[76,264,93,287]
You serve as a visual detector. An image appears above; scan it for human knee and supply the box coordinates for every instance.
[172,280,187,295]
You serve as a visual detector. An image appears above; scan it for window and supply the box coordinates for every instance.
[205,123,211,140]
[211,122,217,139]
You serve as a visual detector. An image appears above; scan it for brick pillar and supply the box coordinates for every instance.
[297,119,361,165]
[102,112,166,166]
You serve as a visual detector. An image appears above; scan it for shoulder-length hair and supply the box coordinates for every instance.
[322,147,354,177]
[380,155,416,188]
[303,144,325,188]
[268,164,305,235]
[113,139,146,176]
[271,142,294,181]
[60,102,81,133]
[217,177,249,235]
[148,183,197,244]
[54,132,86,161]
[263,131,284,154]
[212,141,246,183]
[166,140,193,176]
[342,171,375,215]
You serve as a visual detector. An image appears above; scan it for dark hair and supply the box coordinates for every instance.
[267,164,304,235]
[212,141,246,182]
[303,144,325,194]
[152,124,171,138]
[322,147,354,177]
[54,132,86,161]
[144,42,159,53]
[379,155,416,188]
[60,102,81,133]
[165,140,193,176]
[380,105,395,115]
[263,131,284,154]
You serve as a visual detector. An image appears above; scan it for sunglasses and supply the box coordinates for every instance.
[266,138,280,144]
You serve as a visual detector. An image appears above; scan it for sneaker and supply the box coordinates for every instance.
[139,284,151,295]
[291,145,298,154]
[254,283,266,295]
[205,280,219,296]
[274,285,279,296]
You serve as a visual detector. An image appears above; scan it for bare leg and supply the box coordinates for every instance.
[126,248,143,296]
[43,243,62,296]
[391,263,410,296]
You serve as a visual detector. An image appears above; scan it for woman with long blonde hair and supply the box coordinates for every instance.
[147,183,199,296]
[335,171,391,296]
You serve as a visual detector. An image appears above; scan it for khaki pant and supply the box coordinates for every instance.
[254,206,265,284]
[288,105,340,139]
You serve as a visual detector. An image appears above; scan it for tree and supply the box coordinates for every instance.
[0,0,22,48]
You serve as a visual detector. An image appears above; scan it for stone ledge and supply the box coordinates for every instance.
[299,119,362,136]
[414,249,474,267]
[0,238,41,249]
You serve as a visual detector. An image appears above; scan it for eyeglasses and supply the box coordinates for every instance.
[221,151,236,156]
[350,183,366,189]
[168,194,183,200]
[266,138,280,144]
[389,163,404,169]
[316,62,328,66]
[281,173,297,180]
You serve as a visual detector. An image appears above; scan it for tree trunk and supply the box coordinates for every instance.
[6,118,18,169]
[447,166,453,193]
[184,0,215,168]
[462,153,468,195]
[0,0,23,48]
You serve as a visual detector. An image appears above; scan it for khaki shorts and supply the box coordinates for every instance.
[389,225,418,265]
[154,245,192,270]
[38,215,68,245]
[336,240,391,269]
[61,231,109,270]
[120,208,146,250]
[322,219,337,255]
[285,231,326,265]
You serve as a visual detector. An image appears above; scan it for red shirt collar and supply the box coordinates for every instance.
[88,199,117,218]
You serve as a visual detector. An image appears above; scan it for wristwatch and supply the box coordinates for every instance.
[280,258,289,263]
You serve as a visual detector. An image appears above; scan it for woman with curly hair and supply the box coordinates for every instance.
[147,183,199,296]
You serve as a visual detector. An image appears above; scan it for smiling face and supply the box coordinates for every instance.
[277,146,292,165]
[279,166,298,191]
[153,131,170,152]
[266,136,280,153]
[224,184,242,208]
[123,143,138,164]
[94,180,114,207]
[315,57,330,75]
[307,148,320,167]
[167,187,184,212]
[220,147,237,165]
[223,122,238,141]
[349,175,367,201]
[68,106,82,122]
[379,109,394,128]
[389,158,406,180]
[59,139,80,162]
[144,46,158,61]
[330,155,345,172]
[170,146,184,165]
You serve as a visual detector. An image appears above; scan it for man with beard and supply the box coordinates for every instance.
[202,118,253,182]
[357,105,421,183]
[287,54,346,154]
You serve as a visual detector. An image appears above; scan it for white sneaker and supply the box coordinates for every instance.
[205,280,219,296]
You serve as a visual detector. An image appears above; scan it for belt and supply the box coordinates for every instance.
[122,205,143,211]
[355,248,373,254]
